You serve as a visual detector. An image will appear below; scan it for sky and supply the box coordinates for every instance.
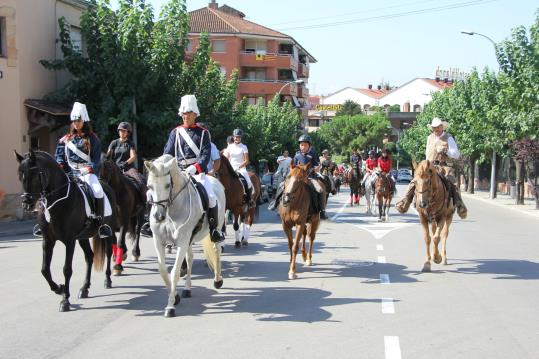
[111,0,538,95]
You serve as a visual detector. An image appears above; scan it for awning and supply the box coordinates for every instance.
[24,99,71,116]
[24,99,71,134]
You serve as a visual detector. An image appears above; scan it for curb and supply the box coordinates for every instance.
[462,193,539,219]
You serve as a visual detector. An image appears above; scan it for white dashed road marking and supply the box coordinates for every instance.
[381,298,395,314]
[384,336,402,359]
[377,244,384,251]
[380,274,390,284]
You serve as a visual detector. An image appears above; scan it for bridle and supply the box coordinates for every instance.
[149,171,191,210]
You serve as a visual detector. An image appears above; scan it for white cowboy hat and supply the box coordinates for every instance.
[428,117,448,130]
[70,102,90,122]
[178,94,200,116]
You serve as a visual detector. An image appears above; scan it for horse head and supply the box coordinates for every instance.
[14,149,63,211]
[145,155,181,222]
[283,163,309,206]
[414,160,438,209]
[100,158,120,185]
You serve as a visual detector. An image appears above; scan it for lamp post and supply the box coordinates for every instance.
[277,79,304,97]
[461,30,498,199]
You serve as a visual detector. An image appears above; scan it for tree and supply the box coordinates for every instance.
[336,100,362,116]
[511,138,539,207]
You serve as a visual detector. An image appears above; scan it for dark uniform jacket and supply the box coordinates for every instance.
[293,150,319,177]
[163,124,211,174]
[108,139,136,170]
[55,133,101,173]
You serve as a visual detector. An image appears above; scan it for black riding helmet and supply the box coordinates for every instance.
[298,134,312,144]
[117,122,132,132]
[233,128,243,137]
[369,149,376,156]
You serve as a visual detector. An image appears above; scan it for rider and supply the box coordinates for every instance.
[361,149,378,189]
[162,94,223,242]
[320,149,337,195]
[268,134,328,219]
[54,102,113,238]
[350,149,362,173]
[377,148,396,194]
[106,122,147,201]
[197,122,221,176]
[395,117,467,219]
[224,128,255,207]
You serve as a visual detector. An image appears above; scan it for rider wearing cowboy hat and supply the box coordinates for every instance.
[395,117,467,219]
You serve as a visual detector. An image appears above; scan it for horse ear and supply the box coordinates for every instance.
[13,150,24,163]
[144,161,153,174]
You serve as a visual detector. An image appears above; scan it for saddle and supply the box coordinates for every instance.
[78,180,96,214]
[237,172,249,195]
[189,177,209,211]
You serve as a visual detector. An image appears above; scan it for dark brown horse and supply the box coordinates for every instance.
[279,164,320,280]
[216,154,261,247]
[345,167,363,206]
[100,159,145,275]
[414,160,455,272]
[374,172,393,221]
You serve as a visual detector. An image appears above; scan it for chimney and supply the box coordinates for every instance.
[385,85,390,91]
[368,84,372,89]
[403,101,410,112]
[209,0,218,9]
[377,85,382,90]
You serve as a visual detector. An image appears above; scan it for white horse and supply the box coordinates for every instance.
[364,171,378,216]
[145,155,225,318]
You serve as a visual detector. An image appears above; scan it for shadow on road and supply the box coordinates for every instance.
[450,258,539,280]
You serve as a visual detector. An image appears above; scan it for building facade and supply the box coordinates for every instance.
[0,0,86,218]
[188,1,316,108]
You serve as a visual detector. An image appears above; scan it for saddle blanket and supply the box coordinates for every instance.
[77,185,112,219]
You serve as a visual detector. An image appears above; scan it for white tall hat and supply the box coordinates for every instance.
[178,95,200,116]
[70,102,90,122]
[428,117,448,130]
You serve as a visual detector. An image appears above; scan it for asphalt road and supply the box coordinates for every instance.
[1,184,538,359]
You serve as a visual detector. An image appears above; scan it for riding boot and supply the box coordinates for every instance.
[95,198,113,239]
[140,203,152,237]
[395,182,415,213]
[268,182,284,211]
[208,205,224,243]
[452,187,468,219]
[318,191,328,220]
[33,223,43,237]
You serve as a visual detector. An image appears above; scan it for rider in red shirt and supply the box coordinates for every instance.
[365,150,378,173]
[377,148,395,193]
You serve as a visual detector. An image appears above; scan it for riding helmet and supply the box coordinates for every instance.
[298,134,312,144]
[233,128,243,137]
[117,122,132,132]
[322,149,329,154]
[369,149,376,156]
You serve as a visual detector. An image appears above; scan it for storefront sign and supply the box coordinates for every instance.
[315,104,341,111]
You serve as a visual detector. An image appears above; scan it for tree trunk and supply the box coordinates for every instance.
[467,156,477,194]
[515,159,524,205]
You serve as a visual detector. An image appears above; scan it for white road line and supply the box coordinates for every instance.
[330,200,348,221]
[381,298,395,314]
[380,274,390,284]
[384,336,402,359]
[377,244,384,251]
[377,256,387,264]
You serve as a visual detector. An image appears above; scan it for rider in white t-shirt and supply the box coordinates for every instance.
[225,128,254,206]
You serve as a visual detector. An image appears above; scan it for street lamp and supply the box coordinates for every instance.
[277,79,304,97]
[461,30,498,199]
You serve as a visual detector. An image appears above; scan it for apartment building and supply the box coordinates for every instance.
[188,1,316,108]
[0,0,87,218]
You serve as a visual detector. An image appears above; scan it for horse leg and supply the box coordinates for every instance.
[441,216,453,265]
[432,221,443,264]
[234,212,241,248]
[59,240,76,312]
[288,224,304,280]
[420,216,432,272]
[113,222,127,276]
[301,226,307,263]
[132,214,142,261]
[41,238,61,295]
[182,246,194,298]
[153,238,172,306]
[242,209,252,246]
[104,235,113,289]
[378,195,383,221]
[77,239,93,299]
[165,241,188,318]
[307,218,320,266]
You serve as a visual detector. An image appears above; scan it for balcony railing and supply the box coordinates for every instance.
[298,63,309,78]
[239,79,298,97]
[239,51,298,72]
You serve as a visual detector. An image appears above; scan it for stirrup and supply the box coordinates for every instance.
[98,224,113,239]
[210,229,224,243]
[140,222,152,237]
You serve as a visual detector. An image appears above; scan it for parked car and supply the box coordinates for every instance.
[397,169,413,183]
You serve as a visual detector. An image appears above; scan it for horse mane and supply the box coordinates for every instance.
[219,154,239,178]
[415,160,439,192]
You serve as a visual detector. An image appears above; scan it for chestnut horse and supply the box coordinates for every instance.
[345,167,362,206]
[216,154,261,247]
[414,160,455,272]
[279,164,320,280]
[374,172,393,221]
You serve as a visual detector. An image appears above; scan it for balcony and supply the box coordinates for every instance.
[298,63,309,78]
[240,51,298,72]
[239,79,298,97]
[297,84,309,99]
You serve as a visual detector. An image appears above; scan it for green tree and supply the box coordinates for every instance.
[336,100,362,116]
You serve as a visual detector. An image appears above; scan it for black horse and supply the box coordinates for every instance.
[100,158,145,275]
[14,150,117,312]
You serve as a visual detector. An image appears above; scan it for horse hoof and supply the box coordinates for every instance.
[78,288,89,299]
[443,259,448,265]
[214,279,223,289]
[422,263,431,272]
[288,272,297,280]
[182,290,192,298]
[132,256,140,262]
[234,241,241,248]
[164,308,175,318]
[306,260,312,266]
[104,279,112,289]
[433,254,442,264]
[174,294,181,305]
[113,264,123,276]
[59,301,70,312]
[241,240,248,247]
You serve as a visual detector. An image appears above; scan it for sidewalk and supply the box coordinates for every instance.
[0,219,36,238]
[462,190,539,219]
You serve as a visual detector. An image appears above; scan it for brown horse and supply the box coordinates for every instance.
[345,167,363,206]
[374,172,393,222]
[100,159,146,275]
[216,154,261,247]
[414,160,455,272]
[279,164,320,280]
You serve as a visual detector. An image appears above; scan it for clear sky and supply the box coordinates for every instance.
[111,0,538,95]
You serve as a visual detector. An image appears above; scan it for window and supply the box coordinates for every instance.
[246,96,266,106]
[308,119,319,127]
[211,40,226,52]
[279,43,293,55]
[413,104,422,112]
[278,69,294,81]
[244,39,267,53]
[244,67,266,81]
[0,17,6,57]
[70,26,82,53]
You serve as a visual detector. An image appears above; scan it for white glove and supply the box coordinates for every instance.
[185,165,197,176]
[79,166,90,176]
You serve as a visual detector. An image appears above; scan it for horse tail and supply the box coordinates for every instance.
[92,235,105,272]
[201,234,220,273]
